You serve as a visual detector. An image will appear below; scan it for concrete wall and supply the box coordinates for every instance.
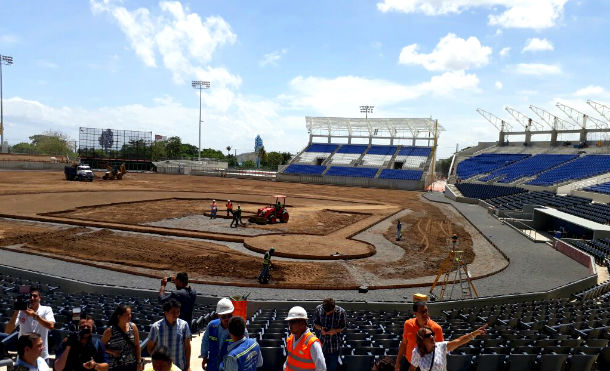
[0,264,596,317]
[0,161,66,170]
[553,239,597,275]
[277,173,423,190]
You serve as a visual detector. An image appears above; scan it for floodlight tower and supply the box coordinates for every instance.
[0,54,13,152]
[191,80,210,161]
[360,105,374,119]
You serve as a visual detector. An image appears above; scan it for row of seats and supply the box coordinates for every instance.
[485,191,592,211]
[283,164,423,180]
[562,203,610,225]
[564,239,610,265]
[455,183,527,200]
[479,154,578,183]
[585,182,610,195]
[457,154,531,179]
[283,164,326,175]
[326,167,378,178]
[305,143,339,153]
[6,271,610,370]
[527,155,610,186]
[378,169,423,180]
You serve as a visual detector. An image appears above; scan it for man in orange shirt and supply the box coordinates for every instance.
[394,302,443,371]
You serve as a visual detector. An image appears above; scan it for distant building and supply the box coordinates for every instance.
[255,135,263,168]
[155,134,167,142]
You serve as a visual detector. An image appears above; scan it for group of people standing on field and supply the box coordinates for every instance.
[208,199,243,228]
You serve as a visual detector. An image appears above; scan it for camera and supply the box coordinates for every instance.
[13,285,31,311]
[13,296,30,310]
[166,276,174,283]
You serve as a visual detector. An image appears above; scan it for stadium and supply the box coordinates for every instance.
[1,101,610,371]
[1,2,609,371]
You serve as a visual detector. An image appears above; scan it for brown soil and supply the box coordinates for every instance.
[0,171,502,288]
[364,197,474,279]
[0,219,350,287]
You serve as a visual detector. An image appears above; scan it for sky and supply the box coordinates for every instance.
[0,0,608,158]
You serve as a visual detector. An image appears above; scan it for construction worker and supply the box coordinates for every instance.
[210,200,218,219]
[219,316,262,371]
[201,298,246,371]
[258,248,274,284]
[284,306,326,371]
[396,219,402,241]
[226,200,233,217]
[230,206,243,228]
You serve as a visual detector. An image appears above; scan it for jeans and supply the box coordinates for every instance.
[324,351,340,371]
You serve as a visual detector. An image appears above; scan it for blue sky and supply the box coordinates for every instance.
[0,0,608,158]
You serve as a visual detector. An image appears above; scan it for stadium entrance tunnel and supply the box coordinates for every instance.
[243,234,375,260]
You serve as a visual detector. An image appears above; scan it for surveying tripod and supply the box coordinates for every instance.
[429,234,478,301]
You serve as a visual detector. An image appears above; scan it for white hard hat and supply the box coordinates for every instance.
[216,298,234,315]
[285,306,308,321]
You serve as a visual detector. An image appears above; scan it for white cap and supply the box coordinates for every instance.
[285,306,308,321]
[213,199,216,202]
[216,298,234,315]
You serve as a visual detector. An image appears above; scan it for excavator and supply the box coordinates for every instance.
[102,163,127,180]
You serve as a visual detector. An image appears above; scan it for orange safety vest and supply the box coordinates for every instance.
[285,331,320,371]
[226,201,233,209]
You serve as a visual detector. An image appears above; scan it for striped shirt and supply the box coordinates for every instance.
[148,318,192,370]
[312,305,347,354]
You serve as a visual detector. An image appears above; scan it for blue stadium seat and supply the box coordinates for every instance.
[584,181,610,195]
[480,154,578,183]
[305,143,339,153]
[367,145,397,155]
[325,166,377,178]
[283,164,326,175]
[336,144,368,154]
[457,153,530,179]
[379,169,423,180]
[527,155,610,186]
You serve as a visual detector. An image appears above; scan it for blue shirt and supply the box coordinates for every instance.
[15,357,49,371]
[148,318,191,370]
[221,337,263,371]
[200,322,248,359]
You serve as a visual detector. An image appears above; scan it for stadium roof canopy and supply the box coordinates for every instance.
[305,116,444,143]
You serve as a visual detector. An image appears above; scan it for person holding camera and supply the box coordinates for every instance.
[102,305,142,371]
[5,286,55,362]
[312,298,346,371]
[54,316,109,371]
[159,273,196,331]
[15,333,49,371]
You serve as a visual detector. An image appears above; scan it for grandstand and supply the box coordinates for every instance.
[278,116,442,190]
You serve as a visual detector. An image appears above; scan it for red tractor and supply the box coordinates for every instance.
[249,195,289,224]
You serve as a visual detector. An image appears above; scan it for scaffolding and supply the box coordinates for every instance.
[78,127,153,170]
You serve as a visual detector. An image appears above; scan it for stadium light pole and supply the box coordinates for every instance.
[360,105,374,119]
[0,54,13,152]
[191,80,210,161]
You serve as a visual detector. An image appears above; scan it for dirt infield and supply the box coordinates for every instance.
[0,171,508,288]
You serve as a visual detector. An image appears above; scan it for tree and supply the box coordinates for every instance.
[151,141,167,161]
[241,160,256,169]
[165,136,182,159]
[28,131,76,157]
[200,148,225,160]
[98,129,114,153]
[180,143,199,158]
[9,142,36,154]
[257,145,267,168]
[226,146,231,157]
[264,151,284,169]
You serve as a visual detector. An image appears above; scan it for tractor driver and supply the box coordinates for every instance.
[258,248,274,284]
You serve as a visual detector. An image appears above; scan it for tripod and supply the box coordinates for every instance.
[429,235,478,301]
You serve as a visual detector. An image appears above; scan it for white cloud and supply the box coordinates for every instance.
[259,49,287,67]
[36,60,59,69]
[495,81,503,89]
[499,47,510,57]
[573,85,607,97]
[283,71,479,114]
[522,38,554,53]
[2,95,304,153]
[513,63,561,75]
[377,0,569,29]
[399,33,492,72]
[90,0,238,86]
[0,34,19,45]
